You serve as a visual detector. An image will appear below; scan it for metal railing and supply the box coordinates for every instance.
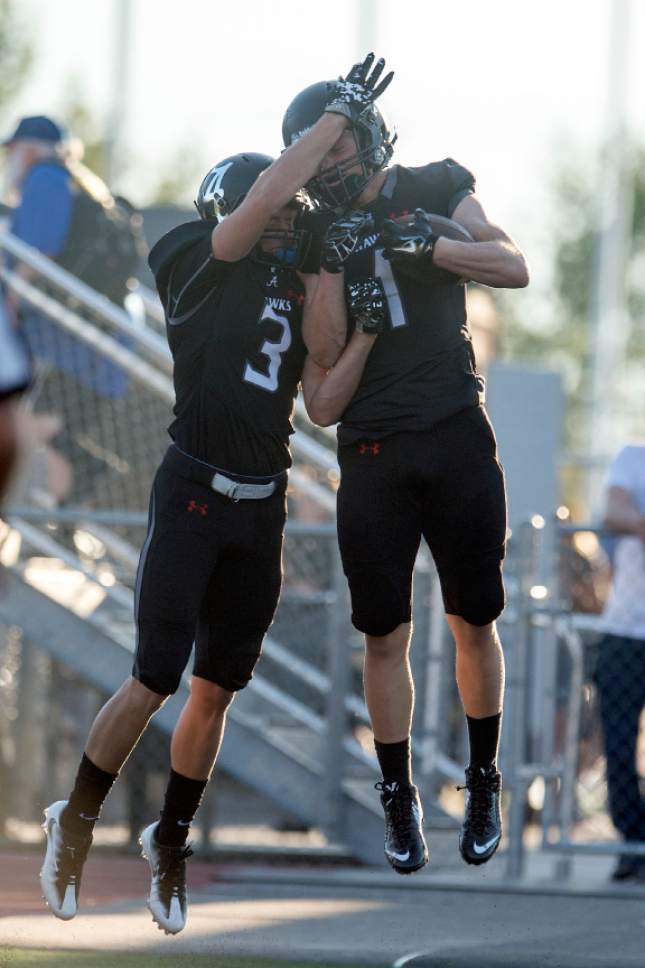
[502,516,645,881]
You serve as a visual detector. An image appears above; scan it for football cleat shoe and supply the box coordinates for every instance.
[140,822,192,935]
[376,781,429,875]
[40,800,92,920]
[458,764,502,866]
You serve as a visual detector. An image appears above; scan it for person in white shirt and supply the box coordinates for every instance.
[596,443,645,882]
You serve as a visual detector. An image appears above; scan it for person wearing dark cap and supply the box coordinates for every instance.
[1,114,140,505]
[3,116,72,274]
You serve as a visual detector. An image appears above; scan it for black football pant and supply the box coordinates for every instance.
[133,446,287,695]
[337,406,507,636]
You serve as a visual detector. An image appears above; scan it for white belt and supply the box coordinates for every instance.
[211,472,276,501]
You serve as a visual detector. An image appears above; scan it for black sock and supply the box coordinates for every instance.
[60,753,118,836]
[466,713,502,769]
[374,737,413,788]
[156,769,208,847]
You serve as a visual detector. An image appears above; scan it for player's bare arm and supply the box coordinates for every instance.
[301,332,377,427]
[302,277,385,426]
[211,115,348,263]
[212,53,393,264]
[301,210,377,369]
[603,486,645,540]
[431,194,529,288]
[300,271,348,370]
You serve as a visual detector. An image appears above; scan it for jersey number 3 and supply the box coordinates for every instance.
[244,304,292,393]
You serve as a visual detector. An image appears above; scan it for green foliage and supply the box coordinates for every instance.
[499,144,645,454]
[59,81,110,181]
[59,80,200,205]
[0,0,33,119]
[146,150,203,206]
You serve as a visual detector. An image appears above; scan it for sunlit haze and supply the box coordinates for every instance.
[6,0,645,321]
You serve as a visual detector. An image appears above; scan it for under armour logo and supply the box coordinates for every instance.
[359,442,381,456]
[187,499,208,516]
[267,272,279,288]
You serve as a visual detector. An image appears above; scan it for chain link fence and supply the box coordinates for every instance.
[2,233,643,881]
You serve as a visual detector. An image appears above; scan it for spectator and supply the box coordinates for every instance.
[595,443,645,882]
[2,115,143,507]
[0,296,30,501]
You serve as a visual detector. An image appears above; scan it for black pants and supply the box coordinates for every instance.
[337,406,507,636]
[133,446,287,695]
[595,633,645,842]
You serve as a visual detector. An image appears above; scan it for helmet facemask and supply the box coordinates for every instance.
[282,82,396,214]
[307,130,389,211]
[252,193,312,270]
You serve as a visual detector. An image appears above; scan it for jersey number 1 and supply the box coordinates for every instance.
[374,249,407,328]
[244,304,292,393]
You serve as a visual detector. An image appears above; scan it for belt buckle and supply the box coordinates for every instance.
[212,473,240,502]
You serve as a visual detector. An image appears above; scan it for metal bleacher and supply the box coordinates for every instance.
[0,228,458,863]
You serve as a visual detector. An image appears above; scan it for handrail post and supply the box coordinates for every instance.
[322,542,351,839]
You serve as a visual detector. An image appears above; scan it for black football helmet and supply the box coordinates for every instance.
[282,81,396,212]
[194,152,311,269]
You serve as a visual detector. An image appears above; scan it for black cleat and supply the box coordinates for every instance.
[458,764,502,866]
[376,781,429,875]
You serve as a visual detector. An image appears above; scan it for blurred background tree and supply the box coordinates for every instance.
[59,80,200,205]
[499,148,645,459]
[0,0,33,118]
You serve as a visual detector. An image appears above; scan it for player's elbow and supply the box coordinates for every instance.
[305,400,338,428]
[310,348,343,371]
[507,254,530,289]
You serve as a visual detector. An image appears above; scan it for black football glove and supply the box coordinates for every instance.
[381,208,440,263]
[325,53,394,125]
[346,278,387,335]
[321,211,375,273]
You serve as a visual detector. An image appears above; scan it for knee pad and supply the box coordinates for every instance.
[444,567,506,627]
[344,565,412,637]
[193,637,263,693]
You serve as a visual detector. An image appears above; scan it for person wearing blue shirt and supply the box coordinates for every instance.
[2,115,129,505]
[6,118,73,258]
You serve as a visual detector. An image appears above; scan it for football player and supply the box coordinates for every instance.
[39,54,391,936]
[283,65,529,874]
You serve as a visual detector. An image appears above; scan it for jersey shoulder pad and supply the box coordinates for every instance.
[404,159,476,216]
[148,220,213,282]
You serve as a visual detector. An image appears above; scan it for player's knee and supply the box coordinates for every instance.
[189,675,235,715]
[122,675,169,713]
[454,589,505,629]
[193,640,263,694]
[444,563,505,629]
[365,622,412,660]
[346,568,411,638]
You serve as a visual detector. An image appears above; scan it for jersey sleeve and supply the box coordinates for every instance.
[606,446,641,492]
[149,221,232,321]
[11,164,73,257]
[443,158,476,216]
[410,159,476,218]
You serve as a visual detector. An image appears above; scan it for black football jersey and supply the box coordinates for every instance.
[149,221,307,475]
[311,159,485,442]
